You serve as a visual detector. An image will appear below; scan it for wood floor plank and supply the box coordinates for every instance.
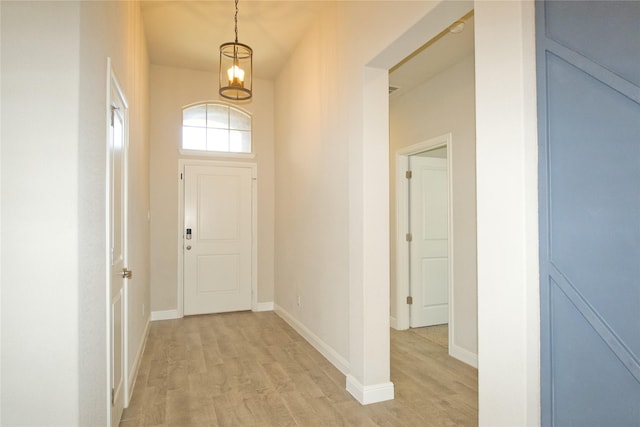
[121,312,477,426]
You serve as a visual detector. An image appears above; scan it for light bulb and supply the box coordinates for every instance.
[227,64,245,87]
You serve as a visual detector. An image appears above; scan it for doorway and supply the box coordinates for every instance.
[395,135,453,344]
[107,62,131,427]
[388,11,477,369]
[360,2,539,421]
[409,147,450,328]
[177,160,257,317]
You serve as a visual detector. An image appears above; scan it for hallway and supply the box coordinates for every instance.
[120,312,477,426]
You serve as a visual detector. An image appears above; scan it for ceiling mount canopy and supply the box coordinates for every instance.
[219,0,253,101]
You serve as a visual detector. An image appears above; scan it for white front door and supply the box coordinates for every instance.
[183,164,253,315]
[109,75,129,427]
[409,155,449,327]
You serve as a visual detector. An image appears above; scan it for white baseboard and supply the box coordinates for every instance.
[346,375,395,405]
[392,314,410,330]
[274,304,350,375]
[253,301,274,312]
[390,316,403,330]
[390,316,398,330]
[126,316,150,406]
[450,342,478,368]
[150,309,179,321]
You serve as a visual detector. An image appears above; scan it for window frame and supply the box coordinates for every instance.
[180,101,254,158]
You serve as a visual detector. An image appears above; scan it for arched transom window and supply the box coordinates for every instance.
[182,102,252,153]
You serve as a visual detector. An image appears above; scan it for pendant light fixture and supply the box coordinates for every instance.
[219,0,252,101]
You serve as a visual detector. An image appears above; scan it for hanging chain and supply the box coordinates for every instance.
[234,0,239,43]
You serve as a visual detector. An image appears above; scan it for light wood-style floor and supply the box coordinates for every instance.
[120,312,477,426]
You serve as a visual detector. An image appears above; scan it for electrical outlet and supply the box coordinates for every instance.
[297,296,301,306]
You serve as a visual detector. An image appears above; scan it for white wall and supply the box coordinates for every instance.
[127,14,151,399]
[275,0,539,420]
[78,2,150,423]
[0,3,4,421]
[369,1,539,421]
[1,1,150,424]
[389,54,477,359]
[274,3,350,367]
[274,1,474,403]
[149,65,275,314]
[2,3,81,423]
[474,1,539,425]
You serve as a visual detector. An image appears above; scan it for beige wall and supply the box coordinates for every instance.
[123,4,151,398]
[1,1,150,424]
[78,3,150,422]
[389,54,477,359]
[149,65,275,313]
[0,3,3,420]
[273,1,464,379]
[274,3,350,362]
[2,3,82,423]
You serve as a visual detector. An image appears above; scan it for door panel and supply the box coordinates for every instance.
[420,258,448,305]
[109,85,127,426]
[537,1,640,425]
[197,254,240,292]
[545,1,640,87]
[198,174,241,240]
[547,54,640,356]
[183,165,252,315]
[551,283,640,426]
[410,156,449,327]
[421,167,448,240]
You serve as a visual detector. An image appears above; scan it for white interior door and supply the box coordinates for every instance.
[183,164,253,315]
[109,78,130,427]
[409,154,449,327]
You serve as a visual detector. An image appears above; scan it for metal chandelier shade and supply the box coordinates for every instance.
[219,0,252,101]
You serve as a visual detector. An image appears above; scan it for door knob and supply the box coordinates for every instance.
[121,268,133,279]
[186,245,192,250]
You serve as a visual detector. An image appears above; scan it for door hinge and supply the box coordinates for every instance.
[110,105,119,127]
[180,172,183,180]
[406,296,413,305]
[111,388,115,405]
[405,170,412,179]
[406,233,412,242]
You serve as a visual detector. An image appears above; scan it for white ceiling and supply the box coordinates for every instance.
[141,2,473,87]
[141,1,328,79]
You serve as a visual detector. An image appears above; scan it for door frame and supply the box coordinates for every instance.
[359,1,538,419]
[176,159,258,318]
[394,133,453,340]
[105,58,130,426]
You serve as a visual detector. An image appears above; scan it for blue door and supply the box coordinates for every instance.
[537,1,640,425]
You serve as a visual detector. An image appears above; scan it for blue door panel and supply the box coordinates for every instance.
[546,1,640,87]
[547,53,640,357]
[551,282,640,427]
[538,1,640,425]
